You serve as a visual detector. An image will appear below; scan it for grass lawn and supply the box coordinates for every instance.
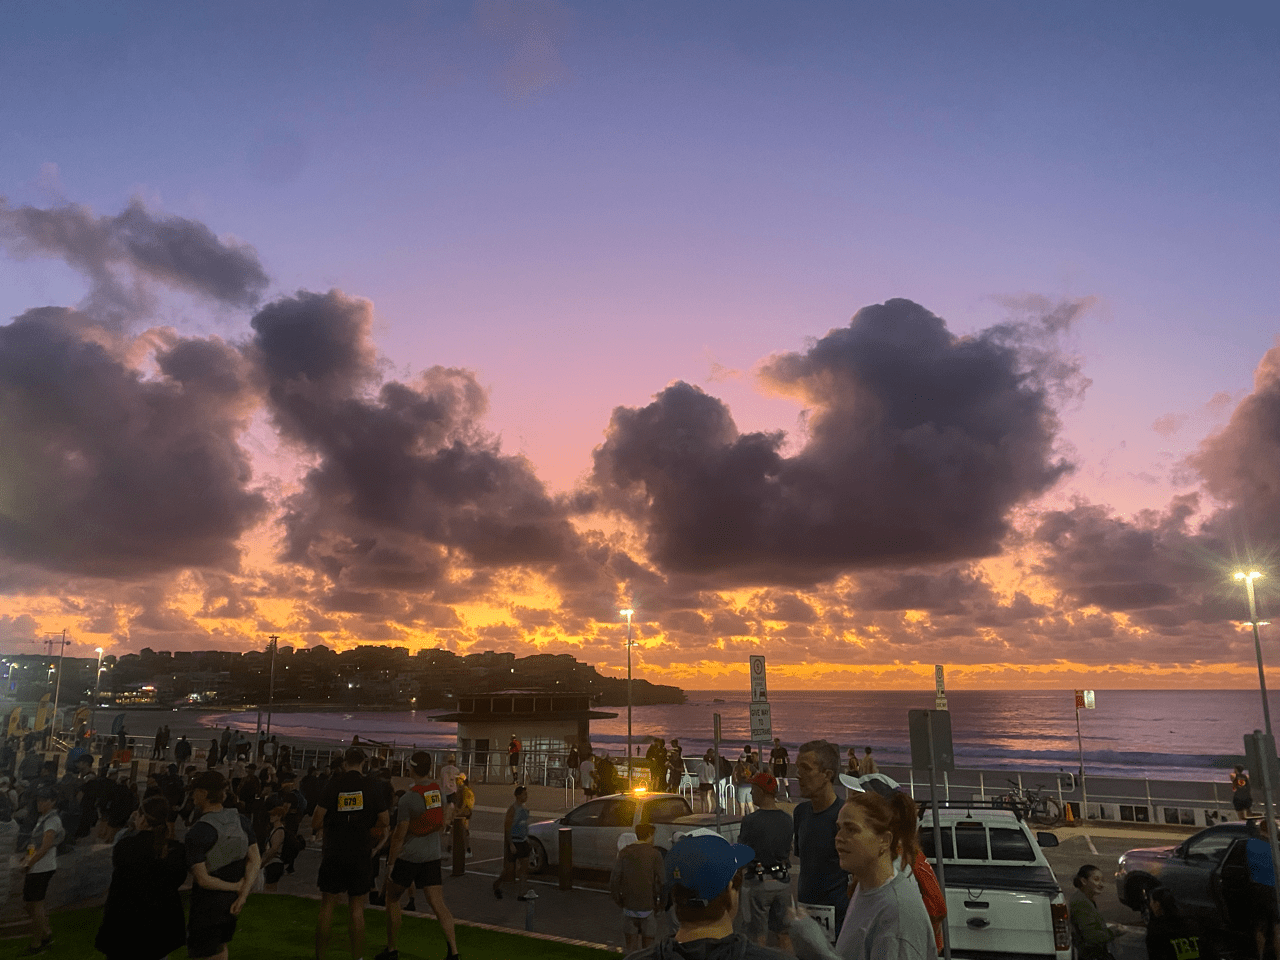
[22,894,617,959]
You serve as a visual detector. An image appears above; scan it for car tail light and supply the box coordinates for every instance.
[1051,902,1071,951]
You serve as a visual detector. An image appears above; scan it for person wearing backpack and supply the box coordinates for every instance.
[375,751,458,960]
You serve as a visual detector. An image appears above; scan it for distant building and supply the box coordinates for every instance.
[430,689,616,782]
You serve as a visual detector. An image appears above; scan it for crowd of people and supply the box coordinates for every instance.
[0,729,1249,960]
[2,736,471,959]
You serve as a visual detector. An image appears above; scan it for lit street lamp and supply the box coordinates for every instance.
[621,608,634,787]
[266,635,279,740]
[91,647,104,742]
[1237,571,1272,734]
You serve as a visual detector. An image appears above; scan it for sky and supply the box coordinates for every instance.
[0,1,1277,690]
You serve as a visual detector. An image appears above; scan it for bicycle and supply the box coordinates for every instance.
[1002,780,1066,827]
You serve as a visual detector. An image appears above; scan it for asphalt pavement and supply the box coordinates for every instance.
[271,779,1208,957]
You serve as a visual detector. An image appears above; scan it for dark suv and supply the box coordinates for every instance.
[1116,820,1254,936]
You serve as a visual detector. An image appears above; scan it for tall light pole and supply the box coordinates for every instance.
[621,609,634,787]
[91,647,104,743]
[1237,571,1272,735]
[45,629,67,743]
[266,635,279,740]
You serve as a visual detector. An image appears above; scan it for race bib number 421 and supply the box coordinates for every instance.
[337,791,365,812]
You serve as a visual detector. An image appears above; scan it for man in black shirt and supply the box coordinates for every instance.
[769,739,790,800]
[312,746,389,960]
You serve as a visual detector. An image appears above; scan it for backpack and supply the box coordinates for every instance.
[406,782,443,836]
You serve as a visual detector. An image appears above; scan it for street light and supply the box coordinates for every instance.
[266,635,279,740]
[1236,571,1272,735]
[91,647,104,744]
[621,608,635,787]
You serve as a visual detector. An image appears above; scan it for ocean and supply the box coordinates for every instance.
[188,688,1274,783]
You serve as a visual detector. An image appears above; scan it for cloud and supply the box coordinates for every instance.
[0,198,269,319]
[587,298,1073,585]
[250,290,582,598]
[0,307,268,577]
[1152,413,1186,436]
[1191,340,1280,541]
[475,0,574,98]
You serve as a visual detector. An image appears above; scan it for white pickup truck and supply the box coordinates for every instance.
[919,803,1072,959]
[526,791,741,872]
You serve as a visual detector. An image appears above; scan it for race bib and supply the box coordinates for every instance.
[798,902,837,943]
[337,790,365,812]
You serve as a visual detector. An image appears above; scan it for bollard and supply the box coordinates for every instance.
[558,827,573,891]
[525,897,535,932]
[452,818,466,877]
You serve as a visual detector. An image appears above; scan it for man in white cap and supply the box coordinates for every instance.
[623,832,789,960]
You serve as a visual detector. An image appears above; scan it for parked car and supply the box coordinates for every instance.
[918,802,1071,959]
[1115,820,1254,936]
[526,790,741,872]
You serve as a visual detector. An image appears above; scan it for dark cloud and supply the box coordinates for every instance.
[1191,341,1280,541]
[588,298,1072,585]
[0,307,268,577]
[0,198,268,318]
[250,290,582,595]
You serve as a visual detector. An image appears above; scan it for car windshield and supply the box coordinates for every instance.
[564,799,609,827]
[1185,829,1236,863]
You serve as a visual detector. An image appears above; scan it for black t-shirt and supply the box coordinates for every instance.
[319,769,385,862]
[770,747,789,768]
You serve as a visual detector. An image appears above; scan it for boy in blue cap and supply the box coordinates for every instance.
[624,832,790,960]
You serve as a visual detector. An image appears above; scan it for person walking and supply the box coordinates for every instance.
[579,751,597,799]
[185,770,260,960]
[792,740,849,940]
[735,747,758,814]
[376,751,459,960]
[312,746,389,960]
[770,739,790,800]
[861,747,877,775]
[493,784,534,901]
[610,821,665,952]
[739,772,794,952]
[21,786,63,954]
[698,749,719,813]
[508,735,522,783]
[1068,864,1119,960]
[258,794,289,892]
[455,774,474,857]
[1231,765,1253,819]
[438,753,461,850]
[790,789,937,960]
[667,738,684,793]
[95,796,188,960]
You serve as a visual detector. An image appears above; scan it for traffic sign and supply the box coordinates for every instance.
[750,701,772,741]
[750,655,768,702]
[934,664,948,711]
[908,709,955,772]
[1074,690,1095,710]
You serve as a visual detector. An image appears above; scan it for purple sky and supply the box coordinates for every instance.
[0,2,1276,687]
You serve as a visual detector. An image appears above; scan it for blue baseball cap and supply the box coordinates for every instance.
[666,832,756,906]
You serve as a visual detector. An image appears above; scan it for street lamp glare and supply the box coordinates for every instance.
[1235,570,1263,581]
[620,608,634,618]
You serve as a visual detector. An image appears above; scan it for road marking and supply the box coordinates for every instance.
[1084,834,1099,855]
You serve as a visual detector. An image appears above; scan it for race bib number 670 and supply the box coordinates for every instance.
[338,791,365,812]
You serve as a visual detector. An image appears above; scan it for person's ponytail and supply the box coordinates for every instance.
[889,792,920,865]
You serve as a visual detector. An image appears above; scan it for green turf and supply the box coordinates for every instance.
[22,894,617,959]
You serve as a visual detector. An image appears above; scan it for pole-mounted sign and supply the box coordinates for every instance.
[748,655,772,742]
[934,664,948,711]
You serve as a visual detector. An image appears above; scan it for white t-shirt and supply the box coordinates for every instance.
[698,761,717,785]
[579,758,596,787]
[29,810,63,874]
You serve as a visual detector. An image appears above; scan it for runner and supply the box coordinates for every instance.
[375,751,459,960]
[312,746,389,960]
